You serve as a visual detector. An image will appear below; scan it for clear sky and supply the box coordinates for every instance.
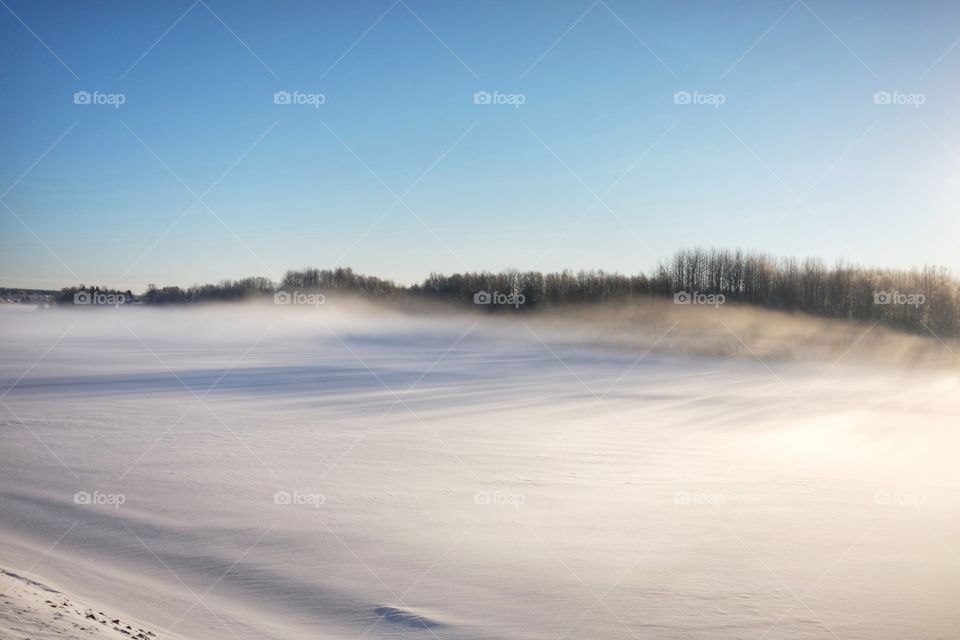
[1,0,958,290]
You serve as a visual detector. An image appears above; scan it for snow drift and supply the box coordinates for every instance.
[1,302,958,639]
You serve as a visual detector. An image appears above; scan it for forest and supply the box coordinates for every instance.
[52,248,960,338]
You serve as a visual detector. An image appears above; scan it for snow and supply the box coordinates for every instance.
[1,303,958,639]
[0,569,184,640]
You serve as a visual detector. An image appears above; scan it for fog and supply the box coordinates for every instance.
[1,303,958,639]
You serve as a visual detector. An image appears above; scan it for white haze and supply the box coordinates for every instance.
[1,303,958,639]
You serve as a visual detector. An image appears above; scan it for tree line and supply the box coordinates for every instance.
[411,249,958,337]
[53,250,960,337]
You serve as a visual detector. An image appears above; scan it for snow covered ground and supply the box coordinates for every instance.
[1,303,958,639]
[0,568,185,640]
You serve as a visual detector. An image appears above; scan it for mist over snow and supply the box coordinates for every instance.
[1,303,959,639]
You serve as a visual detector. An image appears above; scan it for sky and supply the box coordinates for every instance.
[1,0,958,290]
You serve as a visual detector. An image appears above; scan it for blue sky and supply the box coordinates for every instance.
[1,0,958,289]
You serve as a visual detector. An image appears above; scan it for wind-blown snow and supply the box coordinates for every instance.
[1,303,958,639]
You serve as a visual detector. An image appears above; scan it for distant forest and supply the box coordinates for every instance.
[48,248,960,338]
